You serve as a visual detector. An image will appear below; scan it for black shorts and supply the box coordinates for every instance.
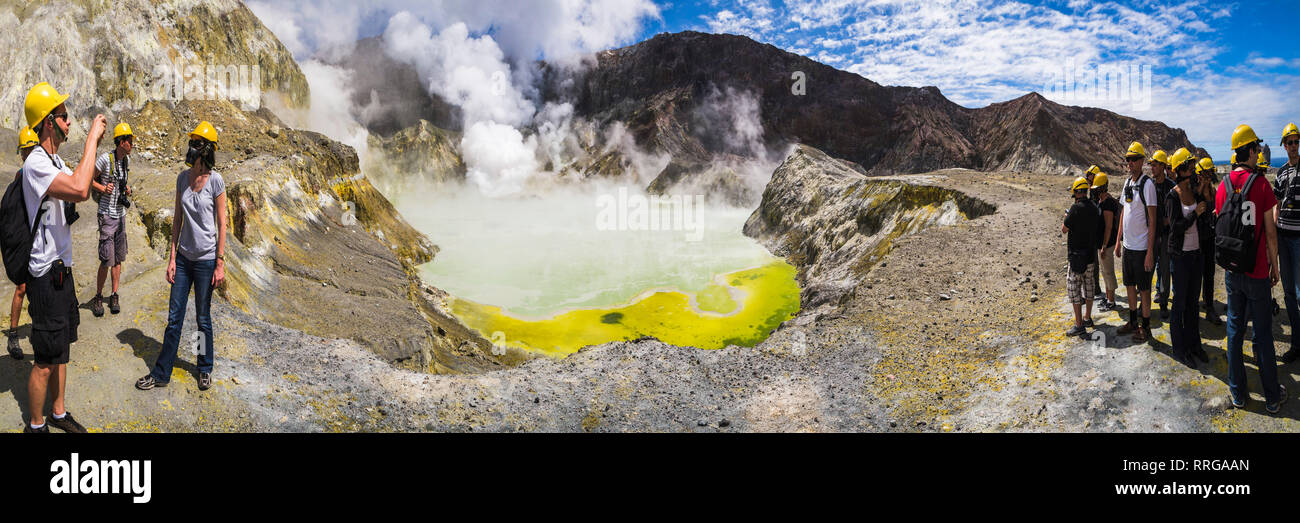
[27,266,80,365]
[1122,248,1153,291]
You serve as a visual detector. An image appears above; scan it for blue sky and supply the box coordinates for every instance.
[640,0,1300,163]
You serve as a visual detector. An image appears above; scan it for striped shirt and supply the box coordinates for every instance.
[94,152,127,218]
[1274,161,1300,235]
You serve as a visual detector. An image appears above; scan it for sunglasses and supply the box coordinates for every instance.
[1126,157,1143,163]
[1286,139,1299,147]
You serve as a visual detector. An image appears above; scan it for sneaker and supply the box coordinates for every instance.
[1083,318,1095,328]
[1230,394,1247,409]
[1097,301,1112,312]
[6,334,21,360]
[1266,384,1288,414]
[47,412,87,433]
[23,424,48,433]
[135,374,167,390]
[198,372,212,391]
[108,293,120,315]
[90,294,104,317]
[1281,348,1299,364]
[1066,325,1087,337]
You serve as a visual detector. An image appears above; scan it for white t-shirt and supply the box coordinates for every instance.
[1120,175,1157,251]
[1181,202,1200,252]
[22,148,74,277]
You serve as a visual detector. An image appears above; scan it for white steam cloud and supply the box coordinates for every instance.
[250,0,661,197]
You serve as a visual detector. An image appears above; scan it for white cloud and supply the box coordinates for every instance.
[697,0,1298,161]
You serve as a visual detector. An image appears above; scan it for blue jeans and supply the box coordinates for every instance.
[1170,250,1202,359]
[1278,234,1300,353]
[150,256,216,382]
[1224,271,1281,404]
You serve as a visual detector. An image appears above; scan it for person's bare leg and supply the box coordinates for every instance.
[96,263,108,297]
[28,364,51,426]
[111,264,122,294]
[1141,290,1152,317]
[9,284,24,330]
[1126,286,1138,317]
[1085,299,1094,322]
[1072,303,1083,327]
[49,363,66,416]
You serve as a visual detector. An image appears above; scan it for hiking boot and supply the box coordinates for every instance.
[1117,322,1138,335]
[1281,348,1300,364]
[47,412,87,433]
[1132,327,1149,343]
[1176,351,1198,369]
[90,294,104,317]
[198,372,212,391]
[1161,308,1170,320]
[1066,325,1087,338]
[6,333,21,360]
[108,293,120,315]
[1083,318,1095,328]
[1230,394,1247,409]
[1266,384,1288,414]
[135,374,167,390]
[23,424,48,433]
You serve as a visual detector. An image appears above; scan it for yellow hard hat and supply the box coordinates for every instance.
[1125,141,1146,160]
[113,122,134,140]
[1283,123,1299,145]
[1086,165,1101,177]
[1170,148,1194,172]
[24,82,69,131]
[189,121,219,148]
[1197,157,1215,174]
[1259,153,1271,169]
[1071,176,1090,192]
[17,127,38,152]
[1091,172,1109,189]
[1150,150,1169,166]
[1231,124,1263,151]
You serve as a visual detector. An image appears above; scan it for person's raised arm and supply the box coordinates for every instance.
[45,114,106,202]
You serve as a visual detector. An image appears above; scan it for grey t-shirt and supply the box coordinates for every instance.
[175,170,225,261]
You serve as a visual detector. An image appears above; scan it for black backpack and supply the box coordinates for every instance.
[1215,172,1263,272]
[0,169,48,285]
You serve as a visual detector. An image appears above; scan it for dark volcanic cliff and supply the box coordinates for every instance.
[555,31,1196,177]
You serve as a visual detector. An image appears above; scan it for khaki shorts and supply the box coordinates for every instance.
[98,214,128,266]
[1099,247,1117,293]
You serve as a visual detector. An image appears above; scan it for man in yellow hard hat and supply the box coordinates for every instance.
[6,128,40,360]
[89,122,135,318]
[1195,156,1222,325]
[1115,141,1158,342]
[1093,172,1120,312]
[1274,122,1300,363]
[1215,124,1285,412]
[19,82,108,433]
[1149,150,1176,318]
[1062,177,1101,338]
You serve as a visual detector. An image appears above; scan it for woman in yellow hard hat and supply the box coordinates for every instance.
[1195,156,1222,325]
[6,128,41,360]
[1217,124,1285,412]
[1164,148,1208,367]
[1273,122,1300,363]
[137,121,227,393]
[1093,172,1120,312]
